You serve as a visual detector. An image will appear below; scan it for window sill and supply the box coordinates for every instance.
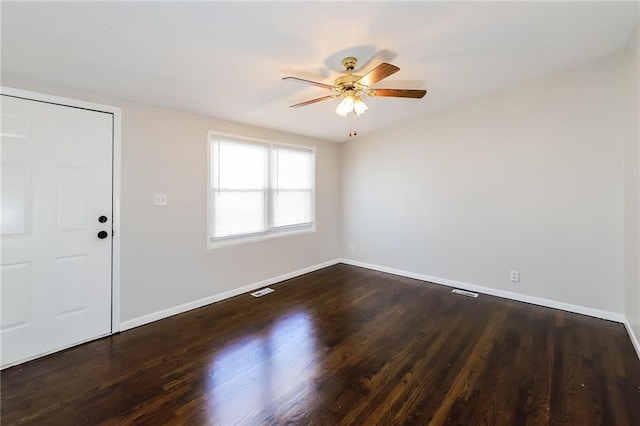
[207,225,315,250]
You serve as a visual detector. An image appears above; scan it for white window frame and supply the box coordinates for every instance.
[207,131,316,249]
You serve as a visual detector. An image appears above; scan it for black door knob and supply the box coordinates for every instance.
[97,231,109,239]
[98,215,108,223]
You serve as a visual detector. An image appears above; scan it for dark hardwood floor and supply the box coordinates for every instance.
[2,264,639,425]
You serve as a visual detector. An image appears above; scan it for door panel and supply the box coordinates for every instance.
[1,95,113,367]
[0,262,31,331]
[57,166,89,231]
[1,163,31,235]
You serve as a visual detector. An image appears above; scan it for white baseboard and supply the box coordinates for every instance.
[118,257,639,362]
[338,258,626,323]
[120,259,340,331]
[623,320,640,360]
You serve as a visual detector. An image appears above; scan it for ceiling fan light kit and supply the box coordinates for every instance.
[336,93,368,117]
[284,56,426,136]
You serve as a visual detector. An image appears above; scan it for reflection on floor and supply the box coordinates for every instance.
[2,264,639,424]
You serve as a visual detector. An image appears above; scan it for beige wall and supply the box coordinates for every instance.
[4,32,638,331]
[341,49,630,314]
[624,23,640,341]
[117,103,341,322]
[2,77,342,323]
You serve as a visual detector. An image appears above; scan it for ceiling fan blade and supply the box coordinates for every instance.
[356,50,398,73]
[282,76,335,90]
[289,95,337,108]
[367,88,427,98]
[356,63,400,87]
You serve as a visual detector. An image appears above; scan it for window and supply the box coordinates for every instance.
[208,133,315,248]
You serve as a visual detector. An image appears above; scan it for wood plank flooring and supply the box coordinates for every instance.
[2,264,639,425]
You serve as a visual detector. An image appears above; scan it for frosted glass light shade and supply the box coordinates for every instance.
[335,96,355,116]
[353,96,368,115]
[335,94,368,117]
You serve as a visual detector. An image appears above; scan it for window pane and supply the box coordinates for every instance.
[212,140,268,189]
[273,190,312,228]
[208,135,315,247]
[273,148,313,190]
[212,191,266,238]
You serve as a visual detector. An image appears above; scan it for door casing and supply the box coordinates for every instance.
[0,86,122,364]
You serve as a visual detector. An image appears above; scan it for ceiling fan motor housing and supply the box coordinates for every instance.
[341,56,358,71]
[334,74,364,92]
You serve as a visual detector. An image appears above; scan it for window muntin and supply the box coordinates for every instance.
[209,135,315,247]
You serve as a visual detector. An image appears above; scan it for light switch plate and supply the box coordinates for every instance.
[154,193,168,206]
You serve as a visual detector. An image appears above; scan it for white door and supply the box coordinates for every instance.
[1,94,113,367]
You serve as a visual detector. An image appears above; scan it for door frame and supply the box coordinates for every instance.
[1,86,122,333]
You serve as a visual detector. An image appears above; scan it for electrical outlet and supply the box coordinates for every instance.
[510,270,520,283]
[348,245,355,254]
[154,193,168,206]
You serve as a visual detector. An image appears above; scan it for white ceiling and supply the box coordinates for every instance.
[2,1,638,142]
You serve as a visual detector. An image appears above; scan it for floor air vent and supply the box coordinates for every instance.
[251,288,274,297]
[452,289,479,298]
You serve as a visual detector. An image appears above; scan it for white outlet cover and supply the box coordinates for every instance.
[154,193,168,206]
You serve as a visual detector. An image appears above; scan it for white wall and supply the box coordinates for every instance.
[116,103,341,323]
[3,31,637,331]
[2,77,342,324]
[341,50,630,314]
[624,23,640,342]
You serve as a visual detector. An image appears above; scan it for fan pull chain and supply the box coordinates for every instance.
[349,114,358,137]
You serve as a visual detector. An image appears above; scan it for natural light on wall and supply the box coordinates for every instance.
[208,134,315,248]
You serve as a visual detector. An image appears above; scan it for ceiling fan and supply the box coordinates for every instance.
[283,56,426,117]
